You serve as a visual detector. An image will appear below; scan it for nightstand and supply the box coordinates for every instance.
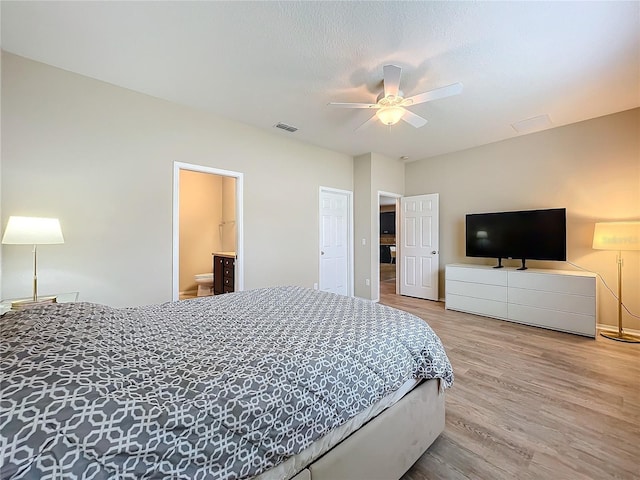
[0,292,79,315]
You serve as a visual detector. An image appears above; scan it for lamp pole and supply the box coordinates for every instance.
[616,252,623,336]
[600,250,639,343]
[32,244,38,301]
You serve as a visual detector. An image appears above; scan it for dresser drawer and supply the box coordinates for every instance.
[508,271,595,296]
[223,257,234,268]
[223,267,234,279]
[446,265,507,286]
[446,293,508,319]
[508,304,595,337]
[508,287,595,315]
[446,279,507,302]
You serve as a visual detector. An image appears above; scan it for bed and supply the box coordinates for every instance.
[1,286,453,479]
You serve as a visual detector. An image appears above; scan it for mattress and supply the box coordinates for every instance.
[1,286,453,479]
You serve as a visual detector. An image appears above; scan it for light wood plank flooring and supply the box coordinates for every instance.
[380,283,640,480]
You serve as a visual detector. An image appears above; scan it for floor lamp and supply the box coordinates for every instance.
[592,221,640,343]
[2,216,65,303]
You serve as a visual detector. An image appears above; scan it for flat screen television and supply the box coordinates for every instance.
[380,211,395,235]
[465,208,566,270]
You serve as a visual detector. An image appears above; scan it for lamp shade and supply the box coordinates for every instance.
[592,221,640,251]
[376,106,405,126]
[2,216,64,245]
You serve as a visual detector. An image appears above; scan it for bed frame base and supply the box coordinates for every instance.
[291,379,445,480]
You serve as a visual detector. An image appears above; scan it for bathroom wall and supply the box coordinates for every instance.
[179,170,222,295]
[221,176,237,253]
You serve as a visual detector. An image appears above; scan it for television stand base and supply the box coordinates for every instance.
[493,258,504,269]
[517,259,528,270]
[445,264,597,337]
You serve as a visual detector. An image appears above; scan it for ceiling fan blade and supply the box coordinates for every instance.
[383,65,402,98]
[355,113,379,131]
[404,82,463,106]
[401,110,428,128]
[328,102,378,109]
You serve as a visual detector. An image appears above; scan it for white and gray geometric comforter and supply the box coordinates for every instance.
[1,286,453,480]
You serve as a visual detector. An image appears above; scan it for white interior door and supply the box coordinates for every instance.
[399,194,439,300]
[319,188,352,296]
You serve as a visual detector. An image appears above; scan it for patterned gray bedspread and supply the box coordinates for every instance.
[1,286,453,479]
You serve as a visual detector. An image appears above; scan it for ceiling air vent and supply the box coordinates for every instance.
[274,122,298,133]
[511,114,552,134]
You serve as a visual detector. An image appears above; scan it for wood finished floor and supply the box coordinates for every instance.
[378,275,640,480]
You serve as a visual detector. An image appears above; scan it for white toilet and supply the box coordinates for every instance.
[194,273,214,297]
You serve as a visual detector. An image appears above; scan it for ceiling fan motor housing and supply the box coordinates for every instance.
[376,91,405,106]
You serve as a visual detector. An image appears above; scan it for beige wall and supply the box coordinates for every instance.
[405,108,640,330]
[354,154,373,298]
[354,152,404,300]
[1,53,353,307]
[2,52,636,325]
[179,170,222,294]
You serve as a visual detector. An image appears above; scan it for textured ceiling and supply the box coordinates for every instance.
[2,1,639,161]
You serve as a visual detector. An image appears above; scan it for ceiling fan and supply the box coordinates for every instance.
[328,65,463,129]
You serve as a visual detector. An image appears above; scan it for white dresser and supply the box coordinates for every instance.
[445,264,596,337]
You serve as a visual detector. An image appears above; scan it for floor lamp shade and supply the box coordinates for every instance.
[592,221,640,343]
[2,216,65,302]
[2,216,64,244]
[592,221,640,251]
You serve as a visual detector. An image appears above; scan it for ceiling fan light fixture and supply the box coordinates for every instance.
[376,106,404,126]
[329,65,461,130]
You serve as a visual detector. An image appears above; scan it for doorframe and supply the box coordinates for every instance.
[172,161,244,301]
[376,190,402,302]
[319,186,354,297]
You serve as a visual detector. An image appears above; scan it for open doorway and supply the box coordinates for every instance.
[172,162,243,302]
[378,191,401,298]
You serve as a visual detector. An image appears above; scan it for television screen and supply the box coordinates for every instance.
[380,212,395,235]
[466,208,566,265]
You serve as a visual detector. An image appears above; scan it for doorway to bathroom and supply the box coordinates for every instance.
[172,162,243,301]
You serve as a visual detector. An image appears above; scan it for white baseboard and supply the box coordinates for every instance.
[597,323,640,336]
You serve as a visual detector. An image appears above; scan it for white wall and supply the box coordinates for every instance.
[405,108,640,330]
[1,53,353,307]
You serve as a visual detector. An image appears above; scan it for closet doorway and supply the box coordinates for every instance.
[172,162,244,301]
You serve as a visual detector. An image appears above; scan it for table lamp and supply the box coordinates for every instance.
[592,221,640,343]
[2,216,65,303]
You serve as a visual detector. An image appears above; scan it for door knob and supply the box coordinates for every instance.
[321,251,325,255]
[431,251,437,254]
